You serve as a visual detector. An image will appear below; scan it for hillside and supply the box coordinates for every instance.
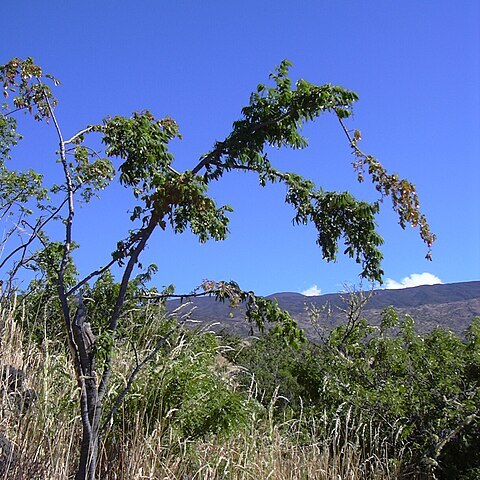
[168,281,480,338]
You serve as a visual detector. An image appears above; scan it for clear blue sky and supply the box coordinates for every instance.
[2,1,479,295]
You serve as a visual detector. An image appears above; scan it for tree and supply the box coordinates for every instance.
[0,56,435,479]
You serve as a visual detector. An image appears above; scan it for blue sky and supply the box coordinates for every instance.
[1,1,479,296]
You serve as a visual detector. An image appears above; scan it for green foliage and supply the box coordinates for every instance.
[226,331,309,413]
[200,59,359,183]
[197,279,306,345]
[349,137,436,258]
[16,242,79,343]
[0,166,46,208]
[71,147,115,202]
[230,310,480,479]
[102,112,180,191]
[287,185,385,281]
[19,268,161,347]
[0,111,20,162]
[148,172,233,242]
[0,56,439,479]
[0,56,59,121]
[116,325,256,440]
[190,60,433,282]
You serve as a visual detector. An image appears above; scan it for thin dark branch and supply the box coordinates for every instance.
[339,287,373,346]
[0,196,68,270]
[67,228,146,297]
[337,117,354,144]
[2,106,29,117]
[66,145,103,163]
[136,289,222,301]
[1,250,36,299]
[66,258,117,297]
[0,189,32,220]
[337,116,371,163]
[191,111,290,175]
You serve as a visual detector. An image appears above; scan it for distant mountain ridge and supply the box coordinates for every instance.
[267,281,480,313]
[168,281,480,338]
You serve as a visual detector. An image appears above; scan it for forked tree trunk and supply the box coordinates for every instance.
[69,221,157,479]
[76,425,98,480]
[71,299,102,480]
[75,380,102,480]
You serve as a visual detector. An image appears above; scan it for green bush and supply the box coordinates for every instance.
[115,326,258,440]
[230,310,480,479]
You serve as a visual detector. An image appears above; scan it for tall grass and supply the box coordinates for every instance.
[1,297,80,478]
[99,407,403,479]
[1,299,407,479]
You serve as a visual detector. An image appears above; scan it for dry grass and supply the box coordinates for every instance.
[103,413,402,479]
[1,297,80,478]
[0,300,407,479]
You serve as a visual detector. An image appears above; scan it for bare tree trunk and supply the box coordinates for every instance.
[75,385,102,479]
[69,220,157,479]
[76,425,98,480]
[71,298,101,480]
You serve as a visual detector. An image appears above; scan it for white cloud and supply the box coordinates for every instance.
[301,284,322,296]
[385,272,442,290]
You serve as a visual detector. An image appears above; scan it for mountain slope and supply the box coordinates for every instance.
[168,281,480,338]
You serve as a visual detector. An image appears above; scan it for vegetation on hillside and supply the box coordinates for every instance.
[1,286,479,478]
[0,56,450,479]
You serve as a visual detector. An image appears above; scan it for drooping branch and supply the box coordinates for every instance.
[191,110,292,176]
[337,116,436,257]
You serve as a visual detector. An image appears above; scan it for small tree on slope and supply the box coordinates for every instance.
[0,57,435,479]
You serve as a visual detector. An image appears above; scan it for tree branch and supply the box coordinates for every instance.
[191,111,290,175]
[0,196,69,270]
[41,86,86,406]
[2,106,29,117]
[433,409,479,460]
[64,125,96,145]
[96,215,159,405]
[108,217,158,332]
[66,227,147,297]
[136,288,222,301]
[66,258,117,297]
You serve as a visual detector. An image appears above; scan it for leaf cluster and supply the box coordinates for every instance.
[0,56,59,120]
[191,279,306,346]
